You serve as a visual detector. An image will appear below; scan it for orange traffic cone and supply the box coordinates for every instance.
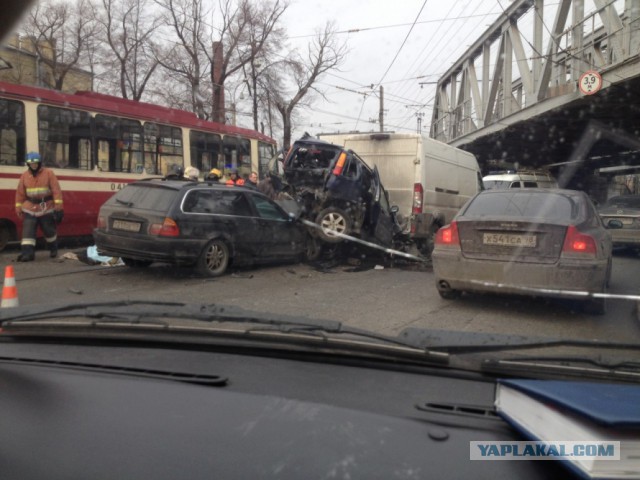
[1,265,19,308]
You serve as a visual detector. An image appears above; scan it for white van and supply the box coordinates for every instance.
[483,171,558,189]
[318,132,482,251]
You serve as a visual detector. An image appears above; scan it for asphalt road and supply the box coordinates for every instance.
[1,244,639,343]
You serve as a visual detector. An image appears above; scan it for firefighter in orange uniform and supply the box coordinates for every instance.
[225,169,245,186]
[15,152,64,262]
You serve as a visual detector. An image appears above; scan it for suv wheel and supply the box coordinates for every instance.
[316,207,352,243]
[197,239,229,277]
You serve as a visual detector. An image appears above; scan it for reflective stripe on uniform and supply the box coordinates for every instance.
[25,187,52,197]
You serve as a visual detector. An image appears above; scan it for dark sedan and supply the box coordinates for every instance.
[94,179,314,276]
[432,189,613,314]
[598,194,640,249]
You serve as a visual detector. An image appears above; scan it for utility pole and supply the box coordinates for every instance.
[379,86,384,132]
[415,112,425,133]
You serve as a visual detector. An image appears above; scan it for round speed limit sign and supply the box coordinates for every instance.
[579,70,602,95]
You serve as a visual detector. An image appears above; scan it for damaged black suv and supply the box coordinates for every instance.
[280,135,400,247]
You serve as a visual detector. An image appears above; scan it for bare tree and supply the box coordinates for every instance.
[238,1,287,131]
[96,0,160,100]
[213,0,288,124]
[154,0,287,122]
[22,0,98,90]
[154,0,210,118]
[271,22,347,148]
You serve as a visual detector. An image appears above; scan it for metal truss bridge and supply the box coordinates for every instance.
[430,0,640,190]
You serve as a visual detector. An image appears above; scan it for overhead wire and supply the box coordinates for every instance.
[392,0,501,131]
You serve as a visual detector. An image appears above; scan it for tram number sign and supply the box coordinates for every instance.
[579,71,602,95]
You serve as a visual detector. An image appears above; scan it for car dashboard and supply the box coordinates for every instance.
[0,336,577,479]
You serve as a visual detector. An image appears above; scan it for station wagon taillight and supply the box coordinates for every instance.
[435,222,460,246]
[97,216,106,229]
[562,225,597,255]
[149,218,180,237]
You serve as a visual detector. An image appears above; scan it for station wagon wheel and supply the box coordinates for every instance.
[0,222,11,251]
[316,207,352,243]
[303,234,322,262]
[197,239,229,277]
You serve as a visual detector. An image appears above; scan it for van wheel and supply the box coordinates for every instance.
[197,239,229,277]
[316,207,352,243]
[583,297,606,315]
[419,224,441,258]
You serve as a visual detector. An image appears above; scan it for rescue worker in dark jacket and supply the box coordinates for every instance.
[15,152,64,261]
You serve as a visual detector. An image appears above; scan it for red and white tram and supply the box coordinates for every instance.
[0,81,277,249]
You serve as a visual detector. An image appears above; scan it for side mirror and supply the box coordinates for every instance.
[606,219,623,229]
[390,205,400,214]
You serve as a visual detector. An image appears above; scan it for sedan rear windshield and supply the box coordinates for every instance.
[464,191,582,221]
[603,195,640,208]
[107,184,178,211]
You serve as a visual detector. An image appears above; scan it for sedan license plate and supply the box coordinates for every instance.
[112,219,141,233]
[483,233,536,247]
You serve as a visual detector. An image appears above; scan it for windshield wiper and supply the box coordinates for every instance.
[481,358,640,382]
[399,327,640,355]
[115,198,133,207]
[0,301,449,364]
[397,327,640,381]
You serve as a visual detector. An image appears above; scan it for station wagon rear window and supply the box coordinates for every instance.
[108,185,178,211]
[183,190,252,216]
[464,192,581,221]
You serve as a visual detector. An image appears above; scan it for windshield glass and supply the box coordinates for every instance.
[602,195,640,209]
[6,1,640,477]
[2,0,640,388]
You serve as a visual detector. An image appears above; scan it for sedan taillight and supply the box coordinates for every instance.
[435,221,460,246]
[562,225,597,255]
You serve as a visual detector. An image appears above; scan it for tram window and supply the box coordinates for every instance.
[239,138,251,177]
[38,105,91,169]
[144,122,183,175]
[258,142,274,179]
[95,115,143,173]
[223,136,251,177]
[190,131,222,173]
[222,136,239,175]
[0,99,25,166]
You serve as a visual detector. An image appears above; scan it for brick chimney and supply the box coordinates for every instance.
[212,41,225,123]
